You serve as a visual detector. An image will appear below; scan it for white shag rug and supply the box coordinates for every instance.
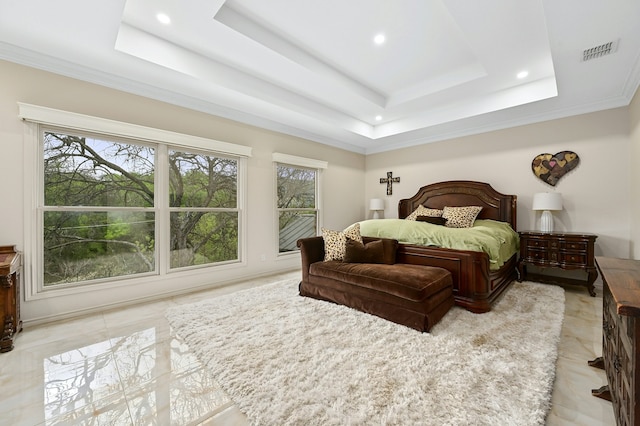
[165,279,565,426]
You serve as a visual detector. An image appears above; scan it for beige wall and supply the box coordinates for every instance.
[630,88,640,259]
[366,107,632,259]
[2,57,638,323]
[0,60,365,322]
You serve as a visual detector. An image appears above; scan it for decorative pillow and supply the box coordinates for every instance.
[321,223,363,261]
[405,205,443,221]
[442,206,483,228]
[379,238,399,264]
[416,216,448,226]
[362,237,399,264]
[343,239,385,263]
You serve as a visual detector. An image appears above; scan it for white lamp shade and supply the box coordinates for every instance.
[532,192,563,211]
[532,192,562,233]
[370,198,384,219]
[369,198,384,211]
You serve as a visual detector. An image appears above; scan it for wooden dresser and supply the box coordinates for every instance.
[591,257,640,425]
[0,245,22,353]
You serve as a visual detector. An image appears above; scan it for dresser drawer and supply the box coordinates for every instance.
[603,286,624,417]
[610,315,635,424]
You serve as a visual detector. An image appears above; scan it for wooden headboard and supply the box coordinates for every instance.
[398,181,517,230]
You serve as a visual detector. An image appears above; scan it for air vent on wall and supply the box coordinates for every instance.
[582,39,619,61]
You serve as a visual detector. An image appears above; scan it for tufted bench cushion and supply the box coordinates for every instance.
[309,261,452,301]
[298,236,454,332]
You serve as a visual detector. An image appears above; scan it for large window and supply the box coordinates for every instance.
[20,103,250,294]
[41,130,241,287]
[274,154,327,254]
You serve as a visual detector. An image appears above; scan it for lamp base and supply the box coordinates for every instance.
[539,210,554,233]
[372,211,380,219]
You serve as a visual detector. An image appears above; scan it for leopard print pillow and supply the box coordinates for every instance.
[322,223,363,261]
[442,206,482,228]
[405,205,443,221]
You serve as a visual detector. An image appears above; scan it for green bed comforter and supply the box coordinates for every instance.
[358,219,519,270]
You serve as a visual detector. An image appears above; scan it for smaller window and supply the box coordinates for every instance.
[276,164,319,253]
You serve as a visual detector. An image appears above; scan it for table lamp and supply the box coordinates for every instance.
[369,198,384,219]
[532,192,563,233]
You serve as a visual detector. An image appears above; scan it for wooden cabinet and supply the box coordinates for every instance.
[517,231,598,296]
[0,245,22,353]
[591,257,640,426]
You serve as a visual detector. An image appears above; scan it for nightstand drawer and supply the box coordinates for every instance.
[525,249,548,261]
[525,239,549,249]
[525,248,560,264]
[561,241,588,252]
[561,252,587,265]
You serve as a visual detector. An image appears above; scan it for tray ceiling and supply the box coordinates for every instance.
[1,0,639,154]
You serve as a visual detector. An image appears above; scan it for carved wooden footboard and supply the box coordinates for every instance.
[397,244,517,313]
[396,181,518,312]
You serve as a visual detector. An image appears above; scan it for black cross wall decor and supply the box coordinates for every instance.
[380,171,400,195]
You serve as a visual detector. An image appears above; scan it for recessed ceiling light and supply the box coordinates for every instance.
[157,13,171,25]
[373,34,386,45]
[375,115,383,121]
[517,70,529,79]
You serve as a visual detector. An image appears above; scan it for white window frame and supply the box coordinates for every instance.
[272,153,327,257]
[20,103,251,300]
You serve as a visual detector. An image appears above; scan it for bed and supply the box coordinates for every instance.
[360,180,518,313]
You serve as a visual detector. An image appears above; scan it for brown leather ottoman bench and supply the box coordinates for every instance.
[298,236,454,332]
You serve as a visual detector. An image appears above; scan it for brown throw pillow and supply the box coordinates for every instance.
[343,239,385,264]
[377,238,398,264]
[416,216,448,226]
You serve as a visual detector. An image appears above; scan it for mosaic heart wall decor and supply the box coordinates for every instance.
[531,151,580,186]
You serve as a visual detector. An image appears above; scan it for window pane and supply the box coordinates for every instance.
[43,211,155,286]
[44,132,154,207]
[169,150,237,208]
[279,211,317,253]
[170,211,238,268]
[277,165,315,209]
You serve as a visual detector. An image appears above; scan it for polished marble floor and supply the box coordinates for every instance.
[0,271,616,425]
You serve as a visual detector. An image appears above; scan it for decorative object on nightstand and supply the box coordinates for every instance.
[369,198,384,219]
[532,192,562,233]
[517,231,598,296]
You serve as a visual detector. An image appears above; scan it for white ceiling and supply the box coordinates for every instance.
[1,0,639,154]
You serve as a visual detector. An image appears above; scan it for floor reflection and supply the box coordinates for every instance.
[39,324,233,425]
[0,271,617,425]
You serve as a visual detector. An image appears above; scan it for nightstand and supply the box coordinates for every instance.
[517,231,598,296]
